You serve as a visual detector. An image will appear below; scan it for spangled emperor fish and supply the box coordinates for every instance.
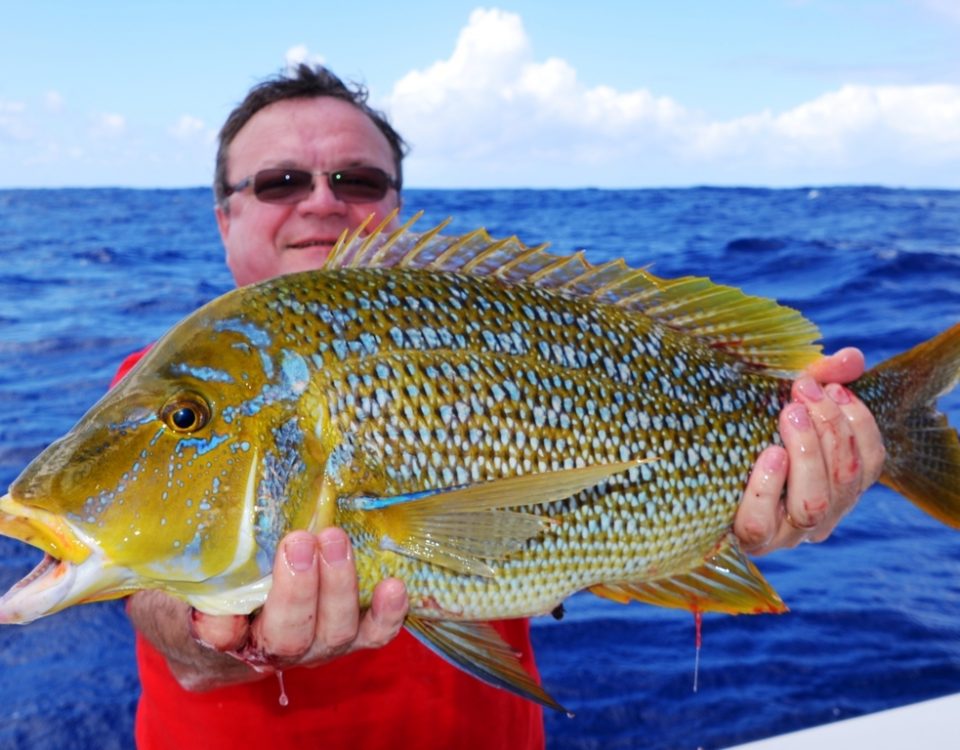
[2,215,959,710]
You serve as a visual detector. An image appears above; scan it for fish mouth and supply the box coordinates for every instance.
[0,553,76,623]
[0,493,92,564]
[0,493,126,624]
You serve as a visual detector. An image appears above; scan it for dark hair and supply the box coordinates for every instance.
[214,64,408,208]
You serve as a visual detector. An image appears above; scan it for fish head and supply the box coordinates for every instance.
[0,289,320,623]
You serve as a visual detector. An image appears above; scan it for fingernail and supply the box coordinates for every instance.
[284,537,317,573]
[786,404,811,430]
[320,535,349,566]
[762,448,787,473]
[796,377,824,402]
[826,383,852,405]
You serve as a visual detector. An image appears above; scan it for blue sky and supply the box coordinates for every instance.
[2,1,959,188]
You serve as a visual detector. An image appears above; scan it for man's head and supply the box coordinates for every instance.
[214,65,408,287]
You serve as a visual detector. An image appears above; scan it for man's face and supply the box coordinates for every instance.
[216,97,401,287]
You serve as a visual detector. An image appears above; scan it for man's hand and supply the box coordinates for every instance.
[129,528,408,691]
[735,347,886,554]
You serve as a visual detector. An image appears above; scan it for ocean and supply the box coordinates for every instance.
[0,186,958,749]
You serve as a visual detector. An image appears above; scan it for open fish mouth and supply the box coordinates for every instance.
[0,553,77,624]
[0,493,124,624]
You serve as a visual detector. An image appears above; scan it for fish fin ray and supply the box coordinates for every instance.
[325,217,820,372]
[405,616,566,712]
[857,322,960,528]
[345,460,646,575]
[589,534,787,615]
[378,510,548,577]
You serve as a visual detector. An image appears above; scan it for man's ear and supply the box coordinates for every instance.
[214,204,230,244]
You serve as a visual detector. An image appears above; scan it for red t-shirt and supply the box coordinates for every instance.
[112,348,545,749]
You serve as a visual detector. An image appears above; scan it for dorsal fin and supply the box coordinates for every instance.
[326,213,822,373]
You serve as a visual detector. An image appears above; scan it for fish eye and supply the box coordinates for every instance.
[161,395,211,433]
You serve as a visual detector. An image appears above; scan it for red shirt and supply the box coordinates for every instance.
[112,348,545,750]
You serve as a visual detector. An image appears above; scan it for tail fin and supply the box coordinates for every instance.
[852,323,960,528]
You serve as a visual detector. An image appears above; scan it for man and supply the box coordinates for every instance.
[118,65,885,749]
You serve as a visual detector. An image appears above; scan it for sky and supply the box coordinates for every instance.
[2,0,959,189]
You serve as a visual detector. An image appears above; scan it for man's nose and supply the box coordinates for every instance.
[296,175,346,215]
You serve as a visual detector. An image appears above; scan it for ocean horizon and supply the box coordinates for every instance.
[1,185,958,749]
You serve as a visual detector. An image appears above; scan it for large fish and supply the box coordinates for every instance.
[1,215,958,710]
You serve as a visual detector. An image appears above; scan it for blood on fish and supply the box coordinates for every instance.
[277,670,289,707]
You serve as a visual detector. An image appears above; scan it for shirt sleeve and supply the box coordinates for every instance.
[109,345,152,389]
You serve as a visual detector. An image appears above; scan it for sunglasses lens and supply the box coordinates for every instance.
[253,169,313,204]
[329,168,392,203]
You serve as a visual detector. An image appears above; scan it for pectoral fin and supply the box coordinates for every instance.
[589,534,787,615]
[405,615,567,713]
[344,459,647,576]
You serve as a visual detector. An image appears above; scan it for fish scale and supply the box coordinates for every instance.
[258,267,788,617]
[1,216,958,713]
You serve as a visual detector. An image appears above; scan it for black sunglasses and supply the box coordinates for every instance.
[226,166,398,205]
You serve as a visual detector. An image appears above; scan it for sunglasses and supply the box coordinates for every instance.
[225,166,398,205]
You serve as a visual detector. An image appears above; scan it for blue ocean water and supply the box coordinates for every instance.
[0,186,958,749]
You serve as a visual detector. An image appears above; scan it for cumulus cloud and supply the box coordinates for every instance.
[692,84,960,168]
[385,7,960,186]
[389,9,686,170]
[285,44,325,73]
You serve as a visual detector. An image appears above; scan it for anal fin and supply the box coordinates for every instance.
[589,534,787,615]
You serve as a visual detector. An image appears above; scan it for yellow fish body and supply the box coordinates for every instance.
[2,216,959,709]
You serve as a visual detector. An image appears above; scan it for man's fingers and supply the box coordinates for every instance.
[314,527,361,654]
[806,347,865,384]
[248,531,322,661]
[356,578,409,650]
[734,446,788,554]
[793,377,862,532]
[189,608,250,652]
[825,383,886,491]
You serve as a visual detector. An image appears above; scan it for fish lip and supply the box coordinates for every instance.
[0,493,92,564]
[0,492,119,624]
[0,545,128,624]
[0,553,75,624]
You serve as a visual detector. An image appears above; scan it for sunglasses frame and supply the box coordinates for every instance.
[226,166,398,205]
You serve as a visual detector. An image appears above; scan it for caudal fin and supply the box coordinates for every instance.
[852,323,960,528]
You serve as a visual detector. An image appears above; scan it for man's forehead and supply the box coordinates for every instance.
[229,97,393,169]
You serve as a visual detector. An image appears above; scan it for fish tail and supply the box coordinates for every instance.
[852,322,960,528]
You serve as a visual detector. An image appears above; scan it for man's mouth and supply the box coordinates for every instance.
[286,238,336,251]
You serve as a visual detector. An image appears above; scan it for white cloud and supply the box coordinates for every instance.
[913,0,960,24]
[693,84,960,166]
[389,9,686,160]
[169,114,205,140]
[285,44,325,73]
[0,99,29,140]
[385,7,960,186]
[91,112,126,138]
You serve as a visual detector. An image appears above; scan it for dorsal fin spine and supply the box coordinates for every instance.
[321,216,822,372]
